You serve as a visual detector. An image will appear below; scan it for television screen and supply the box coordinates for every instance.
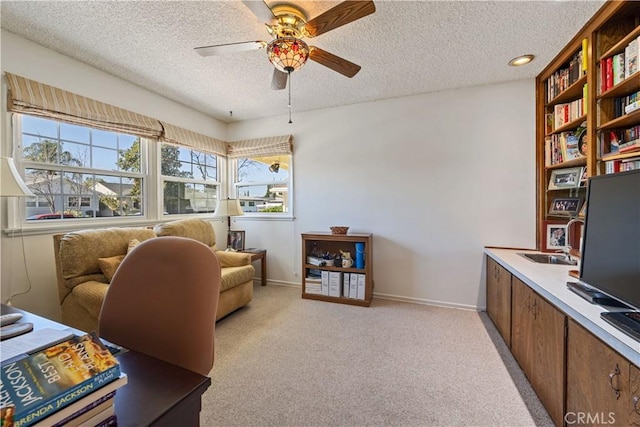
[579,169,640,310]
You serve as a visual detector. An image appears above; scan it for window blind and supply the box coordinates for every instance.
[5,73,163,139]
[160,122,227,156]
[226,135,293,158]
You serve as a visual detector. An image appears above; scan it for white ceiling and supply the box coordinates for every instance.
[1,1,606,124]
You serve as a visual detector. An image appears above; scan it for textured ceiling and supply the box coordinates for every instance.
[1,1,606,123]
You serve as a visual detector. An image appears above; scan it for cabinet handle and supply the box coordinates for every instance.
[531,299,538,320]
[525,296,531,312]
[608,364,621,400]
[633,396,640,415]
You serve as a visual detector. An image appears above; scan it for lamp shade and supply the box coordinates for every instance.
[213,198,244,218]
[267,37,309,73]
[0,156,35,197]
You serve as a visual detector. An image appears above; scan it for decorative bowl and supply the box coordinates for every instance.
[330,226,349,235]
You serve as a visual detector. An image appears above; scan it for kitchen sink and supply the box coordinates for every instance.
[518,253,578,266]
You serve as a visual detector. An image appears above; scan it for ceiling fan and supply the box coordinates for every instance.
[194,1,376,90]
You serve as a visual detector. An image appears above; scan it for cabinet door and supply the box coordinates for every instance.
[531,294,566,426]
[486,257,512,346]
[630,364,640,425]
[567,319,629,426]
[511,277,534,377]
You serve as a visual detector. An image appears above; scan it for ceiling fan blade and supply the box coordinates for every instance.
[271,69,288,90]
[194,41,266,57]
[242,0,277,24]
[309,47,361,78]
[304,1,376,38]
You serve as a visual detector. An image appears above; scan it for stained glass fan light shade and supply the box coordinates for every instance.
[267,37,309,73]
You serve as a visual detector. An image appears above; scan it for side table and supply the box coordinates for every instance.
[240,248,267,286]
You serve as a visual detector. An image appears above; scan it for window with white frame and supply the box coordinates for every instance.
[17,115,145,221]
[234,154,291,214]
[160,143,219,215]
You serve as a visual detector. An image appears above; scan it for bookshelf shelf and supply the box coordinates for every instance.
[301,232,373,307]
[598,107,640,130]
[536,0,640,249]
[548,75,587,107]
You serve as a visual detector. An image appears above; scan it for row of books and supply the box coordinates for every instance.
[606,125,640,155]
[305,271,366,300]
[552,97,585,130]
[600,36,639,93]
[544,131,584,166]
[546,40,587,102]
[605,156,640,174]
[613,90,640,118]
[1,332,126,427]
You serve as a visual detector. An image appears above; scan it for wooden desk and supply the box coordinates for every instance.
[241,248,267,286]
[0,304,211,427]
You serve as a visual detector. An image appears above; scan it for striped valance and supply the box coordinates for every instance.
[160,122,227,156]
[227,135,293,159]
[5,73,163,139]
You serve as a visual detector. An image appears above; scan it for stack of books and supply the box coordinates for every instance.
[0,332,127,427]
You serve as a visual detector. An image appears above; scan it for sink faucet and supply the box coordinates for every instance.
[565,218,585,260]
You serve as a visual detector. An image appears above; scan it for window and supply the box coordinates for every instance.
[234,155,291,214]
[160,143,219,215]
[18,115,145,220]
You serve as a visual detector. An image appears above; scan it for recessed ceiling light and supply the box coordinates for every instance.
[508,54,535,66]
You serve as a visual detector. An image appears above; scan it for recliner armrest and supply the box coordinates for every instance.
[214,250,251,267]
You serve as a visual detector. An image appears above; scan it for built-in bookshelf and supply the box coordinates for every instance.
[536,0,640,249]
[301,232,373,307]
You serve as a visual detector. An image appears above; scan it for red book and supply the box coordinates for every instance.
[605,57,613,91]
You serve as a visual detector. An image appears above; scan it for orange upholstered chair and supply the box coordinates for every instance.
[98,236,221,376]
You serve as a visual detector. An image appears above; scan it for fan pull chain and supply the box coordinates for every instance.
[288,69,293,124]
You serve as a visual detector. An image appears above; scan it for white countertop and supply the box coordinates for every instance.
[485,247,640,366]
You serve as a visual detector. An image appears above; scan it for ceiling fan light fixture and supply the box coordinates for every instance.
[267,37,309,73]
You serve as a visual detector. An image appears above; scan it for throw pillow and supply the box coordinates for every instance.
[128,238,141,253]
[97,255,125,283]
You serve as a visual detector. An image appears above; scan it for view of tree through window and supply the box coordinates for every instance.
[160,143,218,215]
[19,115,143,220]
[235,155,290,214]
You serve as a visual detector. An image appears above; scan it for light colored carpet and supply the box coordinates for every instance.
[201,284,553,427]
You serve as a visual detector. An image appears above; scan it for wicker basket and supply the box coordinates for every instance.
[330,226,349,235]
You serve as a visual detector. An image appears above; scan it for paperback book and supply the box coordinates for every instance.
[0,332,121,427]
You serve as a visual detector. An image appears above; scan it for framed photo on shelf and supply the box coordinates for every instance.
[548,167,583,190]
[541,220,568,252]
[227,230,245,251]
[549,197,582,217]
[579,167,588,186]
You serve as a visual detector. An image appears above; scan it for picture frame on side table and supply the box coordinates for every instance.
[549,197,582,217]
[228,230,245,251]
[542,220,568,252]
[548,167,583,190]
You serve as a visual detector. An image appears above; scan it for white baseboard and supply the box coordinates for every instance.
[258,280,480,312]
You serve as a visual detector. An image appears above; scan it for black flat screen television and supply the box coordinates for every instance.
[579,169,640,308]
[578,169,640,340]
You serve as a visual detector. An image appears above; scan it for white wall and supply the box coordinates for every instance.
[1,30,537,320]
[0,31,229,318]
[229,79,537,309]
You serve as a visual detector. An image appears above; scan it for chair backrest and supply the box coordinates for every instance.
[98,236,221,376]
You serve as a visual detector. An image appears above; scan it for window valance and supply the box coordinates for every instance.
[226,135,293,159]
[160,122,227,156]
[5,73,163,139]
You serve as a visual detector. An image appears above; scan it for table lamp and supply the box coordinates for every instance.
[1,156,35,305]
[213,198,244,228]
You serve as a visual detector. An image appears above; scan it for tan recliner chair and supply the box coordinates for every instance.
[99,236,221,376]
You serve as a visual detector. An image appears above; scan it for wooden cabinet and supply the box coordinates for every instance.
[486,257,512,346]
[301,232,373,307]
[567,319,640,426]
[535,1,640,249]
[511,277,566,426]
